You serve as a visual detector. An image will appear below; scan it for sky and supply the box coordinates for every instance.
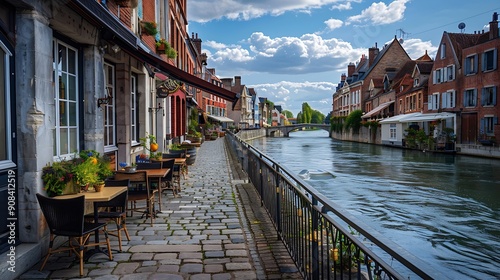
[186,0,500,117]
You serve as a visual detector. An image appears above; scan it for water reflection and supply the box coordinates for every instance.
[248,130,500,279]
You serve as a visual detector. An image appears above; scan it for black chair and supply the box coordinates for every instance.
[157,159,177,197]
[36,193,112,276]
[136,162,162,170]
[114,171,155,225]
[85,179,131,252]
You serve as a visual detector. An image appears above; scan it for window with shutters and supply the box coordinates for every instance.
[464,89,477,107]
[482,48,497,72]
[442,90,456,109]
[464,54,478,75]
[482,86,497,106]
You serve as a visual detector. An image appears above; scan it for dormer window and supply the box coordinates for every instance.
[440,43,446,59]
[414,78,419,87]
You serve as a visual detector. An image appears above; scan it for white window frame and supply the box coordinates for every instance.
[446,65,455,81]
[428,93,440,110]
[103,62,116,152]
[441,90,456,109]
[0,40,14,169]
[131,75,138,145]
[390,124,397,140]
[53,39,79,160]
[440,43,446,59]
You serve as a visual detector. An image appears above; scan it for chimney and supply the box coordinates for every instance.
[368,42,379,67]
[234,76,241,86]
[490,12,499,40]
[191,33,203,56]
[220,78,233,89]
[340,73,346,81]
[347,62,355,77]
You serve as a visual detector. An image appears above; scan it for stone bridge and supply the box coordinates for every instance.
[265,124,331,137]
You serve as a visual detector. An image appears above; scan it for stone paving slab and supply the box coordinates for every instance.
[17,138,302,280]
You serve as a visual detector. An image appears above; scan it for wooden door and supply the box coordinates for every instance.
[461,113,477,144]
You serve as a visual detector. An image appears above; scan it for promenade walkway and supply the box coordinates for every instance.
[19,137,302,280]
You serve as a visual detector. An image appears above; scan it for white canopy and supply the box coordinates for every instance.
[207,115,234,123]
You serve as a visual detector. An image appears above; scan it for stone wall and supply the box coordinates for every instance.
[331,126,382,144]
[236,129,266,141]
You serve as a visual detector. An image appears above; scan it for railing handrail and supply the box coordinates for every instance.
[227,132,447,280]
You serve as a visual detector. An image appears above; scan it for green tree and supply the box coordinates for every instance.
[344,109,363,133]
[282,110,294,119]
[296,112,303,123]
[311,110,325,124]
[301,102,312,123]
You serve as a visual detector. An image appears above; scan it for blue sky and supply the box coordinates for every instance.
[187,0,500,116]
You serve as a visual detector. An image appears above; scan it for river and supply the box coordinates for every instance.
[247,130,500,280]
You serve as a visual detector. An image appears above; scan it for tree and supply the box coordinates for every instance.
[296,112,303,123]
[311,110,325,124]
[301,102,312,123]
[344,109,363,133]
[282,110,294,119]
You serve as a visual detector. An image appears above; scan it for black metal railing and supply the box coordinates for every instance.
[226,133,445,280]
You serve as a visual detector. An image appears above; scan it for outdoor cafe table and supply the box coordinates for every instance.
[54,186,128,256]
[153,157,188,178]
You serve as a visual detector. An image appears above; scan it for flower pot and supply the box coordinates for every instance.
[61,181,79,196]
[94,183,104,192]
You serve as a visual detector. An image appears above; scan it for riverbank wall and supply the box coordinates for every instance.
[331,126,382,144]
[237,128,266,141]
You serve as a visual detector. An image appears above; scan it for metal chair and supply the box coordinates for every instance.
[36,193,112,276]
[114,171,155,225]
[84,179,131,252]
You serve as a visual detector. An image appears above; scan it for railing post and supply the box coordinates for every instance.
[275,164,281,240]
[311,197,319,280]
[259,154,264,206]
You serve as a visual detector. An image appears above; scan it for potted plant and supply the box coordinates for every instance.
[154,38,177,58]
[140,21,158,36]
[140,132,160,158]
[42,160,78,197]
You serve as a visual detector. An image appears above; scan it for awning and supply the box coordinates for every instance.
[207,115,234,123]
[379,113,420,123]
[380,112,455,123]
[362,101,394,118]
[71,0,238,103]
[398,112,455,123]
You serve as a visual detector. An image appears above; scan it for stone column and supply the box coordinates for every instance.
[16,10,54,243]
[82,46,105,154]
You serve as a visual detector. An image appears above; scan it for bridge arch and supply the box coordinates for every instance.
[265,124,331,137]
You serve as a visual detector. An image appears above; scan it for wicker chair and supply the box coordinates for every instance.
[36,193,112,276]
[84,179,131,252]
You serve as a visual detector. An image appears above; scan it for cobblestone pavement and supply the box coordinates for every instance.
[19,138,302,280]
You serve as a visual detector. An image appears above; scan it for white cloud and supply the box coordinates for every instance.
[188,0,355,22]
[325,18,344,30]
[401,38,438,60]
[249,81,337,115]
[204,32,365,75]
[346,0,410,25]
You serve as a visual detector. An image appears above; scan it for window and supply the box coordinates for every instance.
[464,54,478,75]
[428,93,439,110]
[440,43,446,59]
[446,65,455,81]
[413,78,419,87]
[482,86,497,106]
[482,49,497,72]
[131,74,139,144]
[433,69,442,84]
[0,40,13,167]
[481,116,497,135]
[441,90,456,108]
[53,40,79,159]
[390,124,397,140]
[464,89,477,107]
[103,63,116,151]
